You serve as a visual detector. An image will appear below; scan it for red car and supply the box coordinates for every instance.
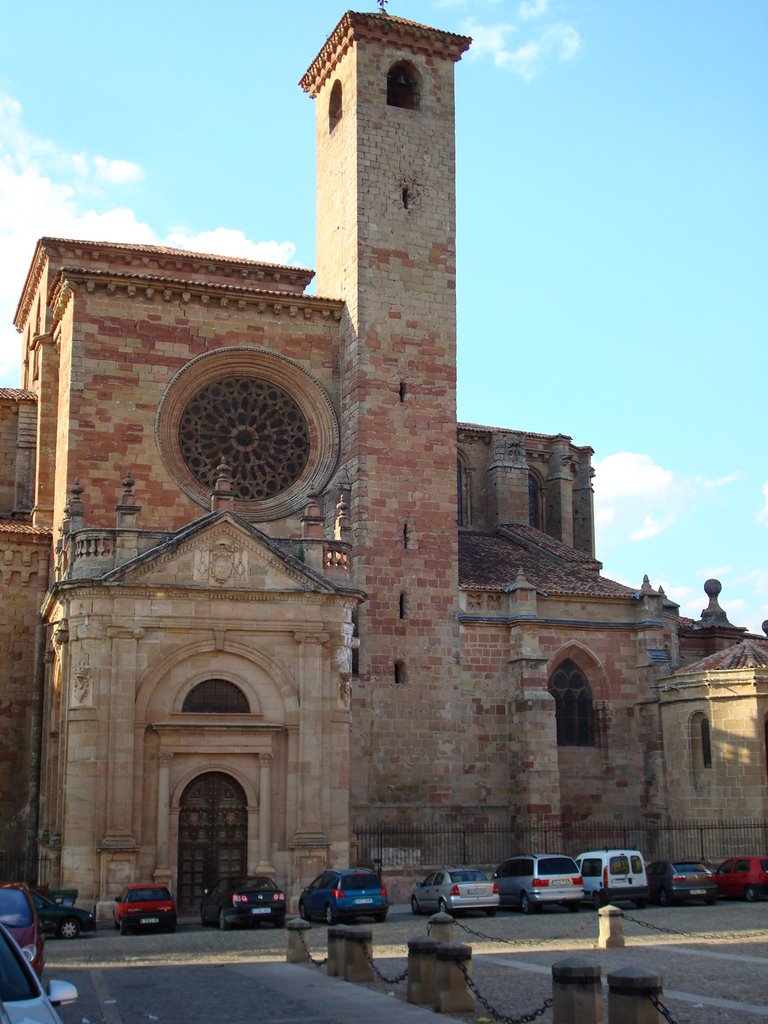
[0,882,45,976]
[713,856,768,902]
[113,884,177,934]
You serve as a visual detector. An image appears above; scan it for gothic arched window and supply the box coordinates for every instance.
[329,80,342,131]
[528,472,543,530]
[182,679,250,714]
[387,61,420,110]
[549,660,595,746]
[690,712,713,770]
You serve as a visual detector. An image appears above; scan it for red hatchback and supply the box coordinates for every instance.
[713,856,768,902]
[113,884,177,934]
[0,882,45,976]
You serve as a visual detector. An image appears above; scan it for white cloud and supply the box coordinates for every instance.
[593,451,738,547]
[93,156,144,185]
[0,92,297,386]
[519,0,550,19]
[465,16,582,78]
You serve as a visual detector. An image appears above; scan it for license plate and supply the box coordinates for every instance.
[466,888,485,896]
[354,897,373,904]
[251,907,271,914]
[690,889,705,895]
[552,879,572,886]
[140,917,159,924]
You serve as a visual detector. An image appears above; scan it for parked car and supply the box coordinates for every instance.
[112,884,177,934]
[200,876,286,930]
[646,860,718,906]
[713,856,768,902]
[299,869,388,924]
[410,868,499,916]
[30,892,95,940]
[493,855,582,914]
[0,922,77,1024]
[0,884,45,976]
[575,849,649,909]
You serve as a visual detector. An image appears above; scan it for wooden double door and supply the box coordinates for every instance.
[177,772,247,910]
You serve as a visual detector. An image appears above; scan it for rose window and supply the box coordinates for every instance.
[178,377,311,501]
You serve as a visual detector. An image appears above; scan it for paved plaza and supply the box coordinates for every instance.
[44,901,768,1024]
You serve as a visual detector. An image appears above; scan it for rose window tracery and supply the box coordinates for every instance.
[178,378,311,501]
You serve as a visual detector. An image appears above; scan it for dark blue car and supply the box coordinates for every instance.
[298,869,388,924]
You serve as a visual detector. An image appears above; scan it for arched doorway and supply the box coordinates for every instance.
[177,772,247,910]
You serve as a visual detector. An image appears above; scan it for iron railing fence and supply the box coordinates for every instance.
[0,852,50,887]
[352,819,768,870]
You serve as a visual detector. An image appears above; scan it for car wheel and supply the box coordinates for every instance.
[437,898,448,915]
[119,918,129,935]
[273,917,285,928]
[374,912,387,923]
[299,899,310,922]
[520,892,532,915]
[658,888,670,907]
[567,901,580,913]
[200,906,208,927]
[218,909,230,931]
[592,890,604,910]
[410,896,420,915]
[485,908,497,917]
[634,899,647,909]
[324,903,338,926]
[58,917,81,939]
[745,885,758,902]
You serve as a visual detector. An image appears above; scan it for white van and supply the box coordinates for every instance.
[575,849,649,908]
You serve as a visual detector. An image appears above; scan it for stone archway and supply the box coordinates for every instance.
[177,772,247,910]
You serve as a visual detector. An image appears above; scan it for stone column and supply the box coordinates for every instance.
[101,627,143,847]
[256,753,274,873]
[292,632,328,841]
[546,437,575,546]
[155,753,173,870]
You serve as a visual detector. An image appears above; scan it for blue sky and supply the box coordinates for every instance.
[1,0,766,633]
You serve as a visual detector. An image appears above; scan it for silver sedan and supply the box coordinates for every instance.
[410,867,499,916]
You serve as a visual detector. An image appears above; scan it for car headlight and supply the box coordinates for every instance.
[20,944,37,963]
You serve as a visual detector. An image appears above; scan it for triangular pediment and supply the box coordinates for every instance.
[103,512,337,594]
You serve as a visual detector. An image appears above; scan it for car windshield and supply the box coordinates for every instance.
[538,857,578,875]
[233,878,278,891]
[0,890,32,927]
[340,874,378,891]
[672,863,706,874]
[127,888,171,902]
[0,929,37,1002]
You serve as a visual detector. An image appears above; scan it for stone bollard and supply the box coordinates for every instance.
[598,904,625,948]
[406,936,439,1005]
[286,919,312,963]
[607,967,664,1024]
[326,925,350,977]
[552,958,603,1024]
[434,942,475,1014]
[343,925,374,983]
[427,911,455,943]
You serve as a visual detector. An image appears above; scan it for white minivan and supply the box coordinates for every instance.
[575,849,649,909]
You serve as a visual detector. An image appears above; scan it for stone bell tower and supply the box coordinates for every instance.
[301,13,472,819]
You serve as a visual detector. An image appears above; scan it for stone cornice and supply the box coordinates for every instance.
[47,268,343,328]
[300,11,471,98]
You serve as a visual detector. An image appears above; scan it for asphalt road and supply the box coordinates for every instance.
[43,900,768,1024]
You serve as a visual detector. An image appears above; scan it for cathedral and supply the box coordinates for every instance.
[1,10,766,918]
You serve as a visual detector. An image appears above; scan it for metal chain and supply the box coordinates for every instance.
[453,913,594,947]
[297,929,328,966]
[456,959,553,1024]
[648,991,680,1024]
[361,940,409,984]
[623,911,768,943]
